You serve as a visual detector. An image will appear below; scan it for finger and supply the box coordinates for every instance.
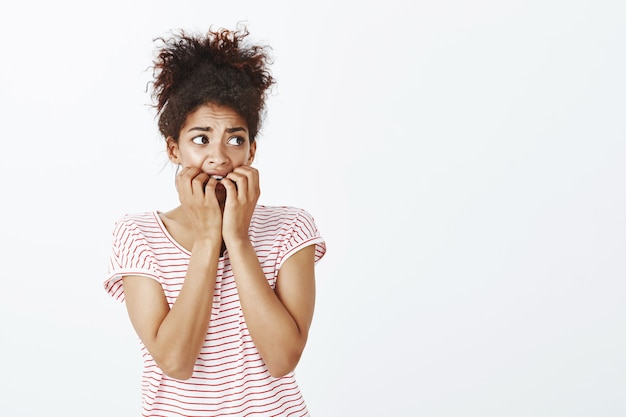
[237,165,259,186]
[178,166,201,179]
[177,166,200,188]
[232,165,257,177]
[203,176,218,190]
[225,172,248,201]
[220,176,238,200]
[191,172,210,196]
[175,167,196,201]
[231,166,259,199]
[202,176,220,200]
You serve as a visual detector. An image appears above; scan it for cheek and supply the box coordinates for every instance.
[231,149,252,166]
[180,151,205,167]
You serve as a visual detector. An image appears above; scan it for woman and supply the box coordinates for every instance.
[104,26,326,416]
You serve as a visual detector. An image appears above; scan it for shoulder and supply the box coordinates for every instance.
[252,205,326,264]
[114,211,158,226]
[111,211,160,240]
[252,205,316,225]
[253,204,302,216]
[251,205,323,241]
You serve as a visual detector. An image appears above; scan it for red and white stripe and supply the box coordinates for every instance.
[104,205,325,416]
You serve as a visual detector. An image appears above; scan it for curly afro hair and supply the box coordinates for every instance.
[150,26,275,143]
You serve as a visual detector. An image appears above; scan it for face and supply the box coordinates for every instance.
[168,103,256,195]
[168,103,256,202]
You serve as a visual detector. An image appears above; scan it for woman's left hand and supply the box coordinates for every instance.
[221,165,260,244]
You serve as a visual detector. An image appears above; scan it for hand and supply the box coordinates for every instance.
[175,166,223,242]
[221,165,260,244]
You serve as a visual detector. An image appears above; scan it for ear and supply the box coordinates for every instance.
[247,141,257,165]
[166,137,180,163]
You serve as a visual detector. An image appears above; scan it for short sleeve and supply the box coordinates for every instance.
[103,216,159,302]
[277,208,326,269]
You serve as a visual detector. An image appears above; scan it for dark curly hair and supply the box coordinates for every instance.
[150,26,275,143]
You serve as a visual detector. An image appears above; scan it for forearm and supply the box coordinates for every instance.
[153,239,220,378]
[227,239,306,377]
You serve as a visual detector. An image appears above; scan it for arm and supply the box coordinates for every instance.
[122,167,224,380]
[226,241,316,377]
[221,165,316,377]
[122,238,220,380]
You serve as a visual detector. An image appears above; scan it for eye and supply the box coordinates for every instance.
[227,136,246,146]
[191,135,209,145]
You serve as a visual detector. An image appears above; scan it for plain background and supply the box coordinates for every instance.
[1,0,624,416]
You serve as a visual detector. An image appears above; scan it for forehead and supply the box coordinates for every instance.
[182,103,248,130]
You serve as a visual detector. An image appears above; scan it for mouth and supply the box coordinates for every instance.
[206,172,236,191]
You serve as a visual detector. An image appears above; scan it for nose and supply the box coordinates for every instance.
[203,143,229,168]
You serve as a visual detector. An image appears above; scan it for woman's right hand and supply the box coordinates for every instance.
[175,166,223,242]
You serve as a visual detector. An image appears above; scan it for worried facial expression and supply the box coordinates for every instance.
[168,103,256,196]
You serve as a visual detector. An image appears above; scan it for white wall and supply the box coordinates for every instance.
[0,0,624,415]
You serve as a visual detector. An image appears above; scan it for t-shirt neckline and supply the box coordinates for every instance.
[153,210,227,259]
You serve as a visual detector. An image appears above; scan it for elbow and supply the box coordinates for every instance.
[267,364,295,379]
[163,367,194,381]
[157,356,195,381]
[264,333,310,378]
[266,350,303,378]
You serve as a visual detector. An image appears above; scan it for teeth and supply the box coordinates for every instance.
[211,175,224,180]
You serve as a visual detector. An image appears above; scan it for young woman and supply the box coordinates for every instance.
[104,26,326,416]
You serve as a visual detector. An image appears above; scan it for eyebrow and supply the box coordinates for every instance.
[187,126,248,134]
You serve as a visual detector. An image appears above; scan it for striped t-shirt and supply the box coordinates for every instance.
[104,205,326,417]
